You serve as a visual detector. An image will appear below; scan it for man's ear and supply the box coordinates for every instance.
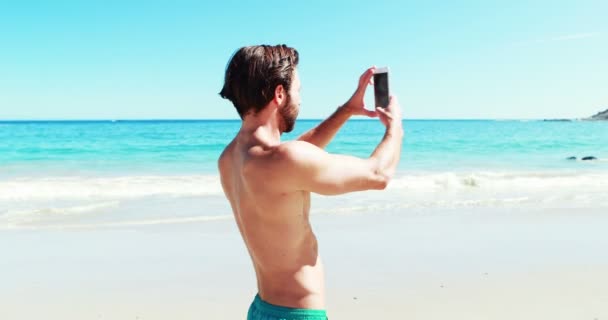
[273,85,286,105]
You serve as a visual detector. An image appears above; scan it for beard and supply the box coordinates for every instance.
[279,94,299,133]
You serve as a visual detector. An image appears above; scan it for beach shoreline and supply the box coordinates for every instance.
[2,206,607,319]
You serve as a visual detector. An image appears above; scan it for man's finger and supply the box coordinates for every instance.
[388,95,397,105]
[363,109,378,117]
[359,67,375,89]
[377,106,394,117]
[376,107,388,115]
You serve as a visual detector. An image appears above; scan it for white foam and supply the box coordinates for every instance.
[2,171,607,230]
[0,214,233,230]
[1,201,120,227]
[2,171,605,203]
[0,175,224,201]
[387,171,608,192]
[307,171,608,213]
[6,201,119,217]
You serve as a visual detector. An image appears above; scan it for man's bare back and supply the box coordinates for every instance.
[219,136,325,308]
[218,45,402,316]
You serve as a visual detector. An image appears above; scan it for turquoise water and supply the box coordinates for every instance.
[1,119,607,229]
[1,119,606,175]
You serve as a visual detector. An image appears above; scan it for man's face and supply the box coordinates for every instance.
[279,69,301,133]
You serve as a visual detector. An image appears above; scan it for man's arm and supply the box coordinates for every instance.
[255,96,403,196]
[296,106,352,149]
[296,67,377,149]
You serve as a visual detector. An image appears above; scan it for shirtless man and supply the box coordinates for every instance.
[218,44,403,320]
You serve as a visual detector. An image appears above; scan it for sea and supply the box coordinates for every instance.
[1,119,607,230]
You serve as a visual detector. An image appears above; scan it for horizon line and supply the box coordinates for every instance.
[0,117,582,122]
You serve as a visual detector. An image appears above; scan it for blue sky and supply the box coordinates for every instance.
[1,0,606,120]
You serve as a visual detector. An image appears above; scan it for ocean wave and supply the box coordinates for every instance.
[1,201,120,227]
[1,171,606,230]
[1,171,607,202]
[388,171,608,192]
[0,213,232,230]
[5,201,119,219]
[0,175,223,201]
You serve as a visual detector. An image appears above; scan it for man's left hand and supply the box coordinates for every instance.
[341,66,378,118]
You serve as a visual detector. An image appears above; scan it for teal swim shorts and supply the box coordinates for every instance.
[247,294,327,320]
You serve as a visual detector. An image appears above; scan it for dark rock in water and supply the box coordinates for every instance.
[587,108,608,121]
[582,156,597,161]
[543,119,572,122]
[566,156,577,160]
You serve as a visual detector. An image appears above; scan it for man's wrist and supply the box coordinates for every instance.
[387,121,404,136]
[338,104,354,117]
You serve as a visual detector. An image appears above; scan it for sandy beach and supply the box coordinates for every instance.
[3,201,607,320]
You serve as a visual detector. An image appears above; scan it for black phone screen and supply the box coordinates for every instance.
[374,72,389,108]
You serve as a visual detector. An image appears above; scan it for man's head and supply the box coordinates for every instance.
[219,44,300,133]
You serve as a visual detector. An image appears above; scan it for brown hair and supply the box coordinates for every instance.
[219,44,299,119]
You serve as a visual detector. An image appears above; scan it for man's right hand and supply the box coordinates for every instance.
[376,96,403,131]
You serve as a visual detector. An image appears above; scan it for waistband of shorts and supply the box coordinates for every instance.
[253,294,327,319]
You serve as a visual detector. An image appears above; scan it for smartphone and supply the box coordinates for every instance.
[373,67,390,108]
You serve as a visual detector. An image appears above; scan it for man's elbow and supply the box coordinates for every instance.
[367,159,393,190]
[370,172,391,190]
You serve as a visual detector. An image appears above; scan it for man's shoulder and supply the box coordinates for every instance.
[242,141,322,180]
[217,140,236,171]
[245,140,318,163]
[274,140,321,162]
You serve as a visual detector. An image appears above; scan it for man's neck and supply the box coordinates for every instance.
[239,108,282,147]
